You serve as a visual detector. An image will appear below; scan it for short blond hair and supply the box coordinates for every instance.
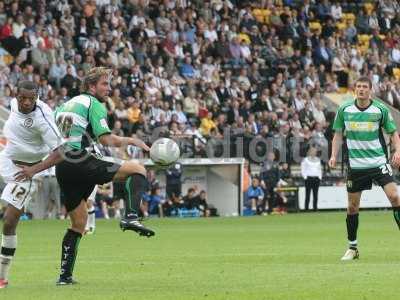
[82,67,112,91]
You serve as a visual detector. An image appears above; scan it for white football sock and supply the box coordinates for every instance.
[87,208,96,229]
[0,235,17,280]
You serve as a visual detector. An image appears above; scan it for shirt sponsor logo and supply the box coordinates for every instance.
[100,118,108,129]
[347,122,375,131]
[23,118,33,128]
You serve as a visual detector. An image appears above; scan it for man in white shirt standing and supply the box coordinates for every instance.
[301,147,323,211]
[0,81,63,288]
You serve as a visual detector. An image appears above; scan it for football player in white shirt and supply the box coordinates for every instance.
[0,81,63,289]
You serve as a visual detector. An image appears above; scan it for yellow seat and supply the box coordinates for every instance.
[3,54,13,65]
[252,9,265,23]
[358,34,372,43]
[309,22,322,31]
[339,87,348,94]
[237,33,250,44]
[336,22,347,30]
[393,68,400,80]
[364,3,374,15]
[263,10,271,24]
[343,13,356,21]
[356,45,368,55]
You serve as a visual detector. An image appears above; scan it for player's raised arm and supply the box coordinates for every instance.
[87,89,150,151]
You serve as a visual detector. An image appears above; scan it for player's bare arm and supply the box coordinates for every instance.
[328,131,342,168]
[14,146,65,181]
[98,134,150,152]
[390,131,400,168]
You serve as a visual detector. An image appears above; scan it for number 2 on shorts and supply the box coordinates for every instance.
[380,164,393,176]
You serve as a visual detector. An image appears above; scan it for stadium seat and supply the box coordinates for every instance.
[253,8,270,24]
[358,34,372,43]
[364,3,374,15]
[336,22,347,30]
[343,13,356,22]
[393,68,400,80]
[339,87,348,94]
[243,208,256,216]
[252,9,265,23]
[356,45,368,55]
[176,208,201,218]
[3,54,13,65]
[238,33,250,44]
[309,22,322,31]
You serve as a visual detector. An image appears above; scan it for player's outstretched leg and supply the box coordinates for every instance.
[113,162,155,237]
[57,200,87,285]
[0,205,22,288]
[382,182,400,230]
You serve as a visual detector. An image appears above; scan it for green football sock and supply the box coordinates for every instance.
[393,207,400,229]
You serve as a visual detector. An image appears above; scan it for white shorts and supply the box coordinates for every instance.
[0,154,38,210]
[87,185,98,202]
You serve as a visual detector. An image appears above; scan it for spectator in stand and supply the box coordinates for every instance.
[127,101,141,135]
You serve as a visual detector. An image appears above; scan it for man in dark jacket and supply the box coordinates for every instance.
[260,151,280,214]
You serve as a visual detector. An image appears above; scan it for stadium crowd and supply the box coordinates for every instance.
[1,0,400,216]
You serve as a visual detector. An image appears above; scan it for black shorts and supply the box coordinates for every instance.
[113,181,126,201]
[56,151,121,212]
[346,164,394,193]
[166,184,181,198]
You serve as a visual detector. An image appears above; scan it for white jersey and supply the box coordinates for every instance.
[0,98,62,210]
[2,98,62,163]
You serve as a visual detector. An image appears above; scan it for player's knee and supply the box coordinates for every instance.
[124,162,146,177]
[387,192,399,205]
[71,220,86,234]
[347,204,359,214]
[2,217,17,235]
[70,215,87,234]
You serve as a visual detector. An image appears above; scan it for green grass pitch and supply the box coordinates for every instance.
[2,211,400,300]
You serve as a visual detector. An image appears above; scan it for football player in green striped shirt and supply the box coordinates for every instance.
[15,67,155,285]
[329,76,400,261]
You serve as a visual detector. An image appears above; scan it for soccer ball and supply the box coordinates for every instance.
[150,138,180,166]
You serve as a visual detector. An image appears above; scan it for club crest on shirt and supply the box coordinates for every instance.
[23,118,33,128]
